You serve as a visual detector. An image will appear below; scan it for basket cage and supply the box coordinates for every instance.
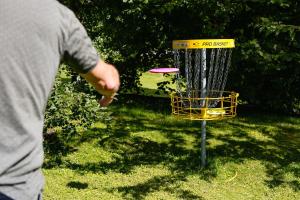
[170,39,238,120]
[171,90,238,120]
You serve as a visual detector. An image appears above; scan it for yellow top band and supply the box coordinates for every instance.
[172,39,235,49]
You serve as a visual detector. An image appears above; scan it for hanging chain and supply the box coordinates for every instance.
[210,48,221,93]
[220,49,232,92]
[200,49,207,107]
[194,49,201,92]
[174,49,183,98]
[174,46,233,109]
[207,48,215,95]
[194,49,201,97]
[215,48,228,94]
[185,49,193,98]
[188,50,193,98]
[184,49,189,97]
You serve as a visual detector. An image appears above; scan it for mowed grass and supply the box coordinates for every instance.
[42,74,300,200]
[138,72,177,96]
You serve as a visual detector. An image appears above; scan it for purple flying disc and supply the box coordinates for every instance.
[149,68,179,73]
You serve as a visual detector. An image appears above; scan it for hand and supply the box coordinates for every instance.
[99,93,117,107]
[80,60,120,107]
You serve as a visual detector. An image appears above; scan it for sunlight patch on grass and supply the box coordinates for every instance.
[144,191,179,200]
[131,131,170,144]
[140,72,176,90]
[208,126,234,136]
[44,164,173,200]
[43,96,300,200]
[118,107,163,120]
[248,129,274,141]
[43,169,124,200]
[137,72,177,97]
[64,142,115,164]
[173,132,197,150]
[181,160,299,200]
[208,138,226,148]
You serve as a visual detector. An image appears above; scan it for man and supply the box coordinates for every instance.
[0,0,120,199]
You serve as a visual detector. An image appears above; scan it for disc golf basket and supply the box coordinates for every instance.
[160,39,238,167]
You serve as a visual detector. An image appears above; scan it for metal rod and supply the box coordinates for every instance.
[200,49,207,167]
[201,120,206,167]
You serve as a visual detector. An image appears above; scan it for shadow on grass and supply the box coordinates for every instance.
[110,174,204,200]
[44,94,300,199]
[67,181,89,190]
[43,133,79,168]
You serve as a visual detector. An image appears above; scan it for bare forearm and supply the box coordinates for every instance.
[81,60,120,106]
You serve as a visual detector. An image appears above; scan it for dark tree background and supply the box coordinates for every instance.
[58,0,300,114]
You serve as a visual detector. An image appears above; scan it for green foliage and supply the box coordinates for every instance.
[43,65,110,149]
[59,0,300,114]
[229,0,300,114]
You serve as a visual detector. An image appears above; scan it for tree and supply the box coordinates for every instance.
[59,0,300,114]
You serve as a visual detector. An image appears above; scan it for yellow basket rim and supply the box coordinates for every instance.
[172,39,235,49]
[170,91,239,99]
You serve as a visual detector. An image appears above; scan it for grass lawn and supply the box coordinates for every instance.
[138,72,177,97]
[42,73,300,200]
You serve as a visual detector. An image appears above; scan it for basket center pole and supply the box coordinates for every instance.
[200,49,207,167]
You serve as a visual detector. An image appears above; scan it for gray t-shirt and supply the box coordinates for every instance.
[0,0,99,199]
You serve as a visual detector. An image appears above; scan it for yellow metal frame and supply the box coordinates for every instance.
[170,91,239,121]
[172,39,235,49]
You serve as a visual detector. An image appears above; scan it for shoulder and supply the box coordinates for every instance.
[54,1,77,22]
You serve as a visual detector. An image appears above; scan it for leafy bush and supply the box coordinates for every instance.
[43,65,110,146]
[59,0,300,114]
[228,1,300,114]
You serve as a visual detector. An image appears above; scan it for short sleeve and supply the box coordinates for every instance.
[59,5,99,74]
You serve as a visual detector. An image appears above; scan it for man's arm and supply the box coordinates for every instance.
[80,60,120,107]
